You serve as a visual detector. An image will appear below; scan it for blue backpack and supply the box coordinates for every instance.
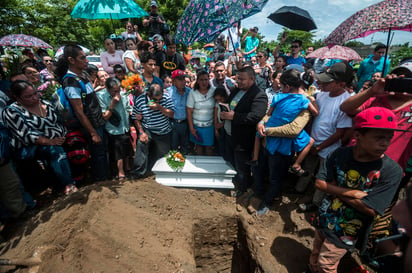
[56,74,87,130]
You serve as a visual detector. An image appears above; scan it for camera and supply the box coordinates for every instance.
[384,78,412,93]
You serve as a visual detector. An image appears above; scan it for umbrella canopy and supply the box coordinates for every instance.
[325,0,412,45]
[268,6,317,31]
[55,45,90,59]
[176,0,268,45]
[0,34,53,49]
[71,0,148,20]
[306,45,362,61]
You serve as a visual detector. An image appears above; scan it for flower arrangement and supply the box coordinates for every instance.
[165,150,186,171]
[38,80,60,101]
[121,73,145,95]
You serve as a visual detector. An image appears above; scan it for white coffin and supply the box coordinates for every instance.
[152,156,236,189]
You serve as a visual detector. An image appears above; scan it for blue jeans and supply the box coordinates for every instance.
[87,126,109,181]
[171,121,189,154]
[131,130,171,176]
[263,151,291,206]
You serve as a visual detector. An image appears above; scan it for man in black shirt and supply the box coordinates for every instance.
[157,35,186,79]
[142,1,166,38]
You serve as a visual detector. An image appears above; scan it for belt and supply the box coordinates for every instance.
[173,119,187,124]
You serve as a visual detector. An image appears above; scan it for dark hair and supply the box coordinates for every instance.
[103,37,114,43]
[193,70,210,90]
[21,65,37,75]
[137,40,152,52]
[213,86,228,99]
[271,70,282,80]
[86,64,98,74]
[292,40,303,47]
[161,74,171,81]
[164,34,176,46]
[140,51,156,64]
[147,83,163,97]
[125,37,137,45]
[301,70,314,89]
[374,43,387,52]
[275,56,287,68]
[238,66,255,79]
[258,50,268,58]
[113,64,125,73]
[55,44,83,82]
[9,80,33,99]
[22,49,32,56]
[105,77,121,90]
[214,61,225,69]
[279,69,302,89]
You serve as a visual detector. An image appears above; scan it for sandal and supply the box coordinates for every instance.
[65,184,78,195]
[288,166,309,177]
[118,176,127,182]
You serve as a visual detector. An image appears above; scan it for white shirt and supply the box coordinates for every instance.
[311,91,352,159]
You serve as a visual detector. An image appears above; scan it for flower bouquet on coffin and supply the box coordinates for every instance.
[165,150,186,172]
[121,73,145,96]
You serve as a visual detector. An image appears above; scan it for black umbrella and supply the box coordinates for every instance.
[268,6,317,31]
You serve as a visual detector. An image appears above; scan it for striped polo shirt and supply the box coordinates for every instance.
[132,92,174,135]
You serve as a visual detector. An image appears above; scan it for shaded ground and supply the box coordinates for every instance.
[0,176,371,273]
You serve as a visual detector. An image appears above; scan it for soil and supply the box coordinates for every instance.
[0,176,372,273]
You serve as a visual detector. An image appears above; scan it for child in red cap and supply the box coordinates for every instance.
[307,107,404,273]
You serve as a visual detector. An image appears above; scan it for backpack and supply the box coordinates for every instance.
[56,74,87,130]
[0,122,10,166]
[64,130,90,165]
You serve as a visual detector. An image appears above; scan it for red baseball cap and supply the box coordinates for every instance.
[354,107,398,130]
[171,69,185,80]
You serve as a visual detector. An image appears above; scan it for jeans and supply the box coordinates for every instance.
[171,121,189,154]
[234,145,253,192]
[87,126,109,181]
[263,151,291,206]
[132,130,171,176]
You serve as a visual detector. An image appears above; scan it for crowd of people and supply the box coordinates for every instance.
[1,4,412,271]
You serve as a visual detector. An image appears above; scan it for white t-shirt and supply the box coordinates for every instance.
[311,91,352,159]
[186,86,216,127]
[122,50,141,73]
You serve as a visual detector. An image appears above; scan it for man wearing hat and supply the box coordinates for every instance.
[307,106,404,273]
[241,27,259,61]
[296,63,353,210]
[167,69,191,154]
[143,1,166,38]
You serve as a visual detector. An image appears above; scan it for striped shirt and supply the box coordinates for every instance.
[132,92,174,135]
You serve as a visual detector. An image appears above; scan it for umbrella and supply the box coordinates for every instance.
[306,45,362,61]
[71,0,148,20]
[324,0,412,75]
[0,34,53,49]
[324,0,412,45]
[54,45,90,59]
[268,6,317,31]
[176,0,268,45]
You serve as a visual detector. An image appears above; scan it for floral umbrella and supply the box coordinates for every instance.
[306,45,362,61]
[324,0,412,45]
[176,0,268,45]
[0,34,53,49]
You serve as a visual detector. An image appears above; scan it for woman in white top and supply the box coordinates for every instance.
[122,38,141,74]
[187,70,216,155]
[100,37,124,77]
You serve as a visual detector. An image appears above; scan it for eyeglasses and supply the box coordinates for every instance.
[257,56,263,58]
[44,60,53,63]
[291,45,299,49]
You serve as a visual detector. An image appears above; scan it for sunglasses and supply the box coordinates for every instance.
[257,56,264,58]
[44,60,53,63]
[291,45,299,48]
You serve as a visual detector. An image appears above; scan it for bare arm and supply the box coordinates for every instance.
[241,30,249,42]
[69,98,101,144]
[124,58,139,74]
[315,127,347,153]
[187,107,197,137]
[272,32,288,58]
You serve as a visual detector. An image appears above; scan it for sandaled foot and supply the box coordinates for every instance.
[65,184,78,195]
[288,166,309,177]
[118,176,127,182]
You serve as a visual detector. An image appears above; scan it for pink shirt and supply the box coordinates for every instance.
[100,50,124,77]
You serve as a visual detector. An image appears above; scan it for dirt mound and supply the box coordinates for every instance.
[0,177,368,273]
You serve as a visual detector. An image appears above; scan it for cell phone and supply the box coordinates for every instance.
[384,78,412,93]
[219,103,229,112]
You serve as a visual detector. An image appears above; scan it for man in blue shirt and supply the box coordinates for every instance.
[167,69,191,154]
[242,27,260,61]
[357,43,390,90]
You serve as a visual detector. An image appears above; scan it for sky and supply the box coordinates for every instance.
[240,0,411,46]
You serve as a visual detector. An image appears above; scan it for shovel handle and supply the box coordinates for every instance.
[0,257,41,267]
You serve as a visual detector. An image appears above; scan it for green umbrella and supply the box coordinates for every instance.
[71,0,148,29]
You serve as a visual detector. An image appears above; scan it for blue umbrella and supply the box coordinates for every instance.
[176,0,268,45]
[71,0,148,20]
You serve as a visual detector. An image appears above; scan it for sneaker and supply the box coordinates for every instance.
[257,204,270,215]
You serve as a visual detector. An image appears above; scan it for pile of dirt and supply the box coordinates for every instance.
[0,176,367,273]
